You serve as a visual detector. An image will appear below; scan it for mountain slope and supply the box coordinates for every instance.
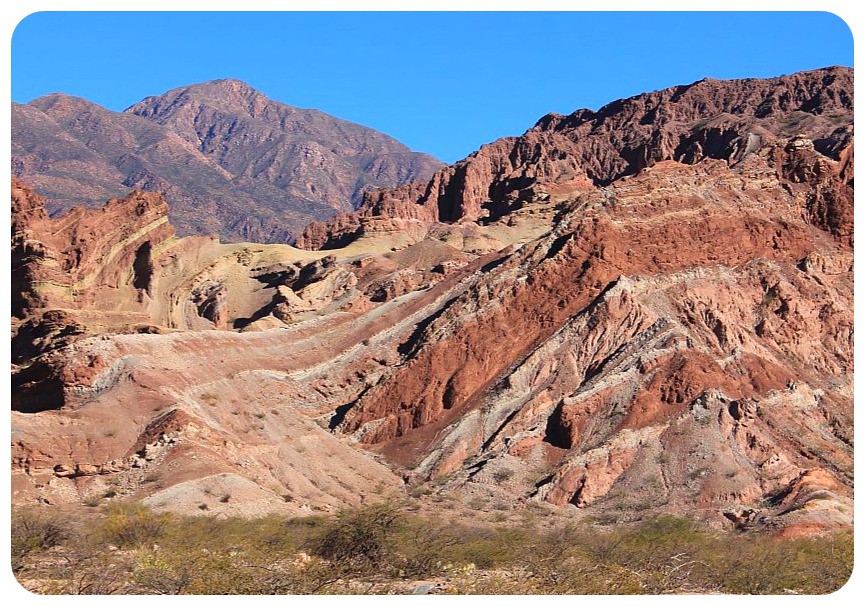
[12,81,442,243]
[126,79,441,211]
[337,158,852,535]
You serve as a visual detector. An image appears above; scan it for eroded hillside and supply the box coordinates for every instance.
[11,67,853,537]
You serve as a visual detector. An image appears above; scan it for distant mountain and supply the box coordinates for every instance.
[12,80,442,243]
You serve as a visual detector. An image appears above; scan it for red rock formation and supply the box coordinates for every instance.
[11,179,177,411]
[10,68,854,535]
[340,160,822,442]
[298,66,852,249]
[12,178,174,318]
[773,137,854,245]
[334,158,852,532]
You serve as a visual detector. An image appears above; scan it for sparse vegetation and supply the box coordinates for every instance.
[83,494,103,508]
[11,509,67,571]
[467,497,486,510]
[141,471,162,485]
[309,502,401,571]
[12,503,853,595]
[492,469,514,483]
[100,503,169,548]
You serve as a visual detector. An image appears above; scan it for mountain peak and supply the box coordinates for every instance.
[28,93,106,114]
[15,79,443,245]
[177,77,261,98]
[202,77,252,87]
[125,77,270,119]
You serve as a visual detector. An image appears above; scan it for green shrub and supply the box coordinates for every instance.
[135,549,259,594]
[12,502,854,595]
[492,469,514,483]
[100,503,169,548]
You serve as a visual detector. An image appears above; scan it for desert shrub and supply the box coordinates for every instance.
[141,471,162,485]
[466,497,486,510]
[83,494,103,507]
[135,549,260,595]
[156,513,313,557]
[492,469,514,483]
[100,503,169,548]
[11,509,68,570]
[712,532,854,594]
[131,515,340,594]
[440,525,526,570]
[538,517,854,595]
[392,518,462,577]
[308,502,402,571]
[567,516,717,593]
[115,512,334,594]
[444,567,535,594]
[13,501,854,595]
[407,484,432,498]
[57,544,134,595]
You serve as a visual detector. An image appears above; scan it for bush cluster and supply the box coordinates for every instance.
[12,502,853,595]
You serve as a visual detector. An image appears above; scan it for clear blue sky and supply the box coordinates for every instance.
[12,12,853,163]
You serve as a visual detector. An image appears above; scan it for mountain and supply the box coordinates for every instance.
[11,67,853,539]
[298,66,852,249]
[12,80,442,243]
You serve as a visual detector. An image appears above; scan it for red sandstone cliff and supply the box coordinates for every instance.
[12,178,174,319]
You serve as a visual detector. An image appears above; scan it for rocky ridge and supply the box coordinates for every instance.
[298,66,852,249]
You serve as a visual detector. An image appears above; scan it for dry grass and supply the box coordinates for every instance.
[12,502,853,595]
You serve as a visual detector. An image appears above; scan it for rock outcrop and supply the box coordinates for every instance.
[298,66,852,250]
[12,178,174,319]
[330,159,851,536]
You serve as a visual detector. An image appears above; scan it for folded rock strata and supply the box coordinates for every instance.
[10,67,853,536]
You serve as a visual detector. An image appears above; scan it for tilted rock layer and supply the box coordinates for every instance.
[11,67,853,535]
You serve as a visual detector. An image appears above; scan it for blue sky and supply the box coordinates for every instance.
[12,12,853,163]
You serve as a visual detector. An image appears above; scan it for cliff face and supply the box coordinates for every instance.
[11,179,178,412]
[12,80,442,244]
[298,66,852,249]
[10,67,854,535]
[12,178,174,319]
